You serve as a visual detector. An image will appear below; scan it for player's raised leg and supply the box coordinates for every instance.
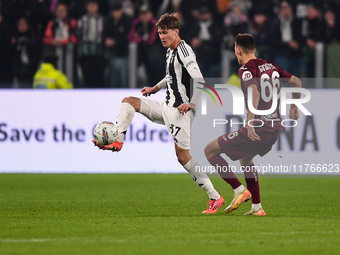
[175,144,224,213]
[114,97,140,141]
[93,96,140,151]
[204,139,251,214]
[240,155,266,216]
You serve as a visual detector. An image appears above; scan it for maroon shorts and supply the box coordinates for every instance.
[217,127,279,161]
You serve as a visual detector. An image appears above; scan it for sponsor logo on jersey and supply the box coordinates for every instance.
[185,60,195,68]
[242,71,253,81]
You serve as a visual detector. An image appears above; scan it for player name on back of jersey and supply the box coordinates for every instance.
[258,63,276,73]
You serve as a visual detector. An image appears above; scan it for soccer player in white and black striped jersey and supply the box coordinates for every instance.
[93,13,224,213]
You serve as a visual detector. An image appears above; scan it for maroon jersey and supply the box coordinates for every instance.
[238,58,292,132]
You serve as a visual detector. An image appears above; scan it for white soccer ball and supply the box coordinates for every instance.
[93,121,118,145]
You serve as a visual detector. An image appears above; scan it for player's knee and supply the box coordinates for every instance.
[204,145,211,158]
[204,142,217,160]
[122,97,140,111]
[122,97,129,103]
[122,97,135,104]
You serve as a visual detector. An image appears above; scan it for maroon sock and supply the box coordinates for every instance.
[243,163,260,204]
[208,155,242,189]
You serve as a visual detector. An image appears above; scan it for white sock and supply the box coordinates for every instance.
[183,158,220,200]
[234,185,246,195]
[252,203,262,212]
[115,102,135,142]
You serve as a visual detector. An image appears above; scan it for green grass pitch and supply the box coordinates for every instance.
[0,174,339,255]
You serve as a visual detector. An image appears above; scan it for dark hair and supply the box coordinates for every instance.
[43,53,58,68]
[253,8,268,16]
[86,0,99,6]
[111,2,123,11]
[280,1,291,8]
[56,2,68,9]
[235,33,255,53]
[156,13,180,30]
[308,2,323,11]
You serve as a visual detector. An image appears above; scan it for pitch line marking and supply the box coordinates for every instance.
[1,231,340,243]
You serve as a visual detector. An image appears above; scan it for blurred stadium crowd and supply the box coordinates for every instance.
[0,0,339,89]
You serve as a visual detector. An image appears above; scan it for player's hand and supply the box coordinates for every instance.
[289,105,299,120]
[247,126,261,142]
[141,87,154,97]
[177,103,194,115]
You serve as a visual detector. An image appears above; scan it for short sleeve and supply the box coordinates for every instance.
[277,66,293,79]
[274,64,292,84]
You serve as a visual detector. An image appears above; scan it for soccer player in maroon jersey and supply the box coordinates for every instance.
[204,33,302,215]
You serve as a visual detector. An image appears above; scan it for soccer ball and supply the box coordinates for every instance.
[93,121,118,145]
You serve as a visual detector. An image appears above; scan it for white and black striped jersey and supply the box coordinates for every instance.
[164,40,203,107]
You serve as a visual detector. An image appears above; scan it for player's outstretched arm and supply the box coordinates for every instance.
[141,85,160,97]
[141,78,166,97]
[247,84,261,142]
[287,75,302,120]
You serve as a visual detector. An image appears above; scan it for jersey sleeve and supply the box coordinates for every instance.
[277,66,293,79]
[177,42,204,108]
[177,42,201,74]
[188,68,204,108]
[275,64,293,84]
[156,77,166,90]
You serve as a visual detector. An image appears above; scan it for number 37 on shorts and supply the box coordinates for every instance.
[169,124,181,136]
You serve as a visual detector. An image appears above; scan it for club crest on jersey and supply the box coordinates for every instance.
[242,71,252,81]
